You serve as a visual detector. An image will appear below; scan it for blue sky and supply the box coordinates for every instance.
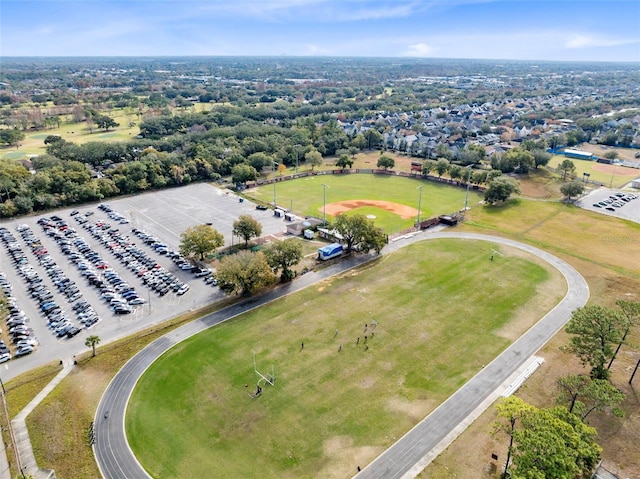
[1,0,639,61]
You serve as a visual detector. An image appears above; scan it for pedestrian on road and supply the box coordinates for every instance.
[104,411,109,420]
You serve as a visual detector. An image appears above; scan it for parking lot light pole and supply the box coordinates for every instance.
[322,184,328,227]
[416,185,424,227]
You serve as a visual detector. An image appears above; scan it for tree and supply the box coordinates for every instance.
[603,150,619,160]
[93,114,119,131]
[263,238,303,282]
[565,305,625,380]
[305,150,323,171]
[364,128,383,149]
[560,180,585,200]
[609,299,640,369]
[231,164,257,185]
[85,335,101,357]
[484,176,520,204]
[494,397,601,479]
[334,214,386,254]
[434,158,450,178]
[216,250,275,295]
[179,224,224,260]
[233,215,262,247]
[0,129,25,148]
[421,160,436,176]
[532,149,552,168]
[558,158,577,180]
[335,154,353,169]
[377,154,395,170]
[493,396,534,479]
[557,374,624,420]
[513,406,601,479]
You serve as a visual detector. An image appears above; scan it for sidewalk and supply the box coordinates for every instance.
[6,358,76,479]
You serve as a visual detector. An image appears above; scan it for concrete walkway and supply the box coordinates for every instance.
[9,358,76,479]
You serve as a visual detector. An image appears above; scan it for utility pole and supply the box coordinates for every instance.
[272,161,278,207]
[464,165,472,211]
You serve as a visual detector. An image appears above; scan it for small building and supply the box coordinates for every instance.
[562,149,597,161]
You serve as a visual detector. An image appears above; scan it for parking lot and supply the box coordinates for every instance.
[577,187,640,223]
[0,183,289,380]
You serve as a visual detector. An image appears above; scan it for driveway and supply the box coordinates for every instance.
[93,232,589,479]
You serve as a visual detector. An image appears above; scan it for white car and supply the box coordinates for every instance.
[0,353,11,363]
[177,284,190,296]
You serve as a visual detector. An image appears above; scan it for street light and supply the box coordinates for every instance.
[416,185,424,227]
[464,165,472,211]
[322,184,328,227]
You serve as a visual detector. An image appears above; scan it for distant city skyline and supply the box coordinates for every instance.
[2,0,639,62]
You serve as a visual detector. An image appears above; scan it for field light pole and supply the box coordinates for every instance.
[294,144,301,174]
[272,161,278,207]
[322,183,328,226]
[464,165,472,211]
[416,185,424,227]
[609,161,618,188]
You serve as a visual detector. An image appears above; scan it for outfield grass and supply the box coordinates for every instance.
[245,175,483,234]
[127,239,556,479]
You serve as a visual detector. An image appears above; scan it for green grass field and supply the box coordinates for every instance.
[126,238,557,479]
[245,175,484,234]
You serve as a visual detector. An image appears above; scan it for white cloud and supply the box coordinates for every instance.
[304,44,329,55]
[565,34,639,49]
[404,43,434,57]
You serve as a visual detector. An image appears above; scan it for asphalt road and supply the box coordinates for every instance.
[94,232,589,479]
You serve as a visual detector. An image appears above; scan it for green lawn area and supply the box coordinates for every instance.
[245,175,484,234]
[127,238,557,479]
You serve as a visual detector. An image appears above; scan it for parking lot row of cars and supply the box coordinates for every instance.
[76,209,190,297]
[131,228,218,287]
[593,192,638,211]
[39,216,141,315]
[0,227,45,361]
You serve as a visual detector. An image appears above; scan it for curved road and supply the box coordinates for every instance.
[94,232,589,479]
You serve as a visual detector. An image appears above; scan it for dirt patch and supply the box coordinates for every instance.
[386,396,435,423]
[323,200,419,219]
[320,436,384,479]
[591,162,639,176]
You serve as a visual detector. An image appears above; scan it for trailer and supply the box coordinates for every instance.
[318,243,343,261]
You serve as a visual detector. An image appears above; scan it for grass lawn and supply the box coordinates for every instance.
[245,175,483,234]
[126,238,557,479]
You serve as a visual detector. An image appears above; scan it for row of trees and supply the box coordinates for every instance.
[494,300,639,478]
